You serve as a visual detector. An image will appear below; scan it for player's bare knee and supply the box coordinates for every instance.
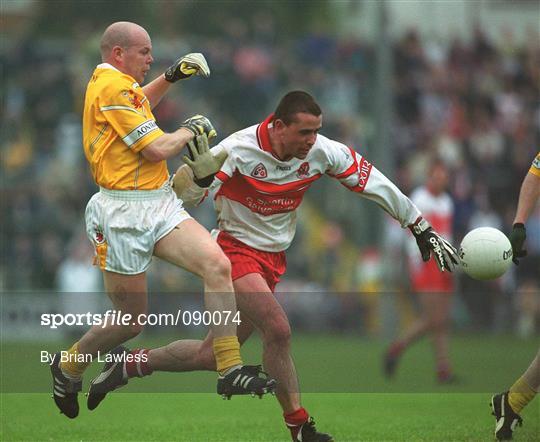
[263,317,291,346]
[202,250,231,285]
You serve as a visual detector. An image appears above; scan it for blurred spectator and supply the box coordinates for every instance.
[384,161,457,383]
[515,280,540,338]
[56,229,103,338]
[56,229,101,293]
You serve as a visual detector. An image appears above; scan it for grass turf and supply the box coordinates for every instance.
[1,393,538,441]
[1,334,538,441]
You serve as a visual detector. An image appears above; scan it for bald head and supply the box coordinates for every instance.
[100,21,149,61]
[99,21,153,83]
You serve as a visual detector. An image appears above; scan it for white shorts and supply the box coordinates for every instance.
[85,183,191,275]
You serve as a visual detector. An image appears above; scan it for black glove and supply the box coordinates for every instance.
[180,115,217,140]
[509,223,527,265]
[164,53,210,83]
[410,217,459,272]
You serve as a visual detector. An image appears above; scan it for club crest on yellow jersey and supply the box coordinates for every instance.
[120,89,143,110]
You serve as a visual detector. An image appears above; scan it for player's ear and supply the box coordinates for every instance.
[112,46,124,62]
[273,118,286,131]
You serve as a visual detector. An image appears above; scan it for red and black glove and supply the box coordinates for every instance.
[410,217,459,272]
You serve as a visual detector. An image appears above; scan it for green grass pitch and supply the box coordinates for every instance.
[1,334,538,441]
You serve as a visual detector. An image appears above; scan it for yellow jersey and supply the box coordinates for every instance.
[83,63,167,190]
[530,152,540,177]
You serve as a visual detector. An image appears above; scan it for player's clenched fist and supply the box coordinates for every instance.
[165,53,210,82]
[180,115,217,140]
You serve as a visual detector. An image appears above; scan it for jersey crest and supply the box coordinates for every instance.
[251,162,268,178]
[296,162,310,178]
[125,89,143,110]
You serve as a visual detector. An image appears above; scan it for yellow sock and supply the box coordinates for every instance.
[508,376,537,414]
[213,336,242,374]
[59,342,91,378]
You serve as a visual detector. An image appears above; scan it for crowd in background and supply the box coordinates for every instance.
[1,8,539,335]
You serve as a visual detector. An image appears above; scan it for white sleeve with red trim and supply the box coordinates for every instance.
[325,139,421,228]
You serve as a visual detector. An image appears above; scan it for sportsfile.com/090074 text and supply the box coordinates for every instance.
[40,310,242,329]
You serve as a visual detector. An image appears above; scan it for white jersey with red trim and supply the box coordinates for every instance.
[412,187,453,237]
[406,186,454,291]
[209,115,421,252]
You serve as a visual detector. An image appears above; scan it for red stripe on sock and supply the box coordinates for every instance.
[284,407,309,426]
[125,349,153,378]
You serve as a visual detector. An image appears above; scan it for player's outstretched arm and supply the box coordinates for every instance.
[332,147,458,271]
[141,127,194,162]
[143,53,210,109]
[514,170,540,225]
[509,169,540,264]
[142,115,217,163]
[409,217,459,272]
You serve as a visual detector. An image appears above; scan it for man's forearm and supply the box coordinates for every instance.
[514,172,540,224]
[142,74,172,109]
[359,165,421,228]
[143,128,193,162]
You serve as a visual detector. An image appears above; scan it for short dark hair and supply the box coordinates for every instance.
[273,91,322,125]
